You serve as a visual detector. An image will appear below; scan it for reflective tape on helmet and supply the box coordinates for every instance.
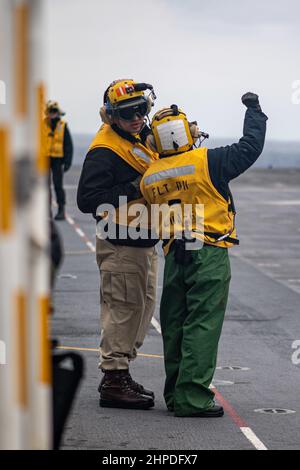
[144,164,196,185]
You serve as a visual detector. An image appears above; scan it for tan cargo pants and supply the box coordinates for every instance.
[96,238,158,370]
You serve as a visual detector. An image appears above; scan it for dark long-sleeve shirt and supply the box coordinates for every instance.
[77,125,152,215]
[77,147,140,215]
[77,124,158,247]
[207,106,268,200]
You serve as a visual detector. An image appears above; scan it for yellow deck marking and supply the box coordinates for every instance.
[57,346,163,359]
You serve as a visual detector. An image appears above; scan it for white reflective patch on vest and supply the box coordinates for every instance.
[132,147,151,163]
[157,120,188,150]
[144,165,196,185]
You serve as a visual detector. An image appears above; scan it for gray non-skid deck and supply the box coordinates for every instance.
[52,167,300,450]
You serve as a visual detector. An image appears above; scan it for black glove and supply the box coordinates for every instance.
[241,92,261,110]
[64,163,71,173]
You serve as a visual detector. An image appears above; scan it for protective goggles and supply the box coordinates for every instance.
[116,100,148,121]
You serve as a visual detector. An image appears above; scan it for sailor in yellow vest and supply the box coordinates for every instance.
[77,79,159,410]
[140,93,268,417]
[45,101,73,220]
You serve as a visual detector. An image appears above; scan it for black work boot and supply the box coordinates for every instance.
[99,370,154,410]
[98,371,155,399]
[54,205,65,221]
[175,405,224,418]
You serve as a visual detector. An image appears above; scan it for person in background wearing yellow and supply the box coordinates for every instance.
[45,100,73,221]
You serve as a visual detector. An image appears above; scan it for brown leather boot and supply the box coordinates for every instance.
[99,370,154,410]
[98,370,155,399]
[126,373,155,399]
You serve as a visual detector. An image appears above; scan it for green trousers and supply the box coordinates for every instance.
[160,245,231,416]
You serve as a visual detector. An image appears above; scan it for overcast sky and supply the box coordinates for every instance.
[45,0,300,140]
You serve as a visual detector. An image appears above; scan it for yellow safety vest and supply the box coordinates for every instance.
[45,119,66,158]
[89,124,158,228]
[140,147,239,254]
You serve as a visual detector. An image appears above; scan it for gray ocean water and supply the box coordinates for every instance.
[73,134,300,168]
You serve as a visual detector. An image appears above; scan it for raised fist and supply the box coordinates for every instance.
[241,92,260,109]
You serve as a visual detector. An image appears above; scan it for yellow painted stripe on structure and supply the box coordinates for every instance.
[16,291,28,407]
[39,296,51,384]
[36,83,48,175]
[57,345,164,359]
[0,128,13,232]
[15,3,29,117]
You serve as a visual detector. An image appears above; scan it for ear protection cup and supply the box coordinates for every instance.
[145,133,157,152]
[101,83,116,123]
[189,122,201,144]
[146,96,154,114]
[101,80,125,124]
[99,106,113,124]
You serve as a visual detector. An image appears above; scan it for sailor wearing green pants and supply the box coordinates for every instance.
[141,93,267,417]
[161,245,230,416]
